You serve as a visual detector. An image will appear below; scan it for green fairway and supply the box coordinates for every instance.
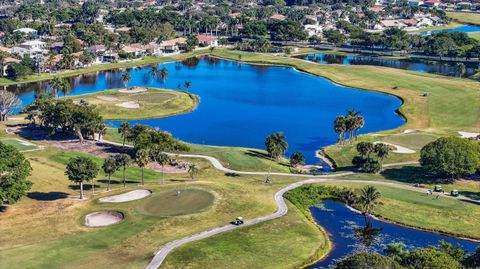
[0,138,39,151]
[69,88,198,120]
[447,11,480,25]
[137,189,215,217]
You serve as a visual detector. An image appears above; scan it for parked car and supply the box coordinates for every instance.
[232,217,244,225]
[451,189,459,197]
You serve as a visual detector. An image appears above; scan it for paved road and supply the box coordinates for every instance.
[145,177,478,269]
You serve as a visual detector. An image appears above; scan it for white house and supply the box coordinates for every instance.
[304,24,323,37]
[12,40,46,58]
[13,28,37,36]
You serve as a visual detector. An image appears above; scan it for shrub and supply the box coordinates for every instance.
[420,137,480,179]
[335,253,402,269]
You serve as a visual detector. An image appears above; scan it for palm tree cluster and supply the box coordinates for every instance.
[352,142,392,173]
[334,110,365,145]
[340,185,381,227]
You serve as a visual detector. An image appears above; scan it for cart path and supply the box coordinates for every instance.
[145,178,478,269]
[102,139,418,178]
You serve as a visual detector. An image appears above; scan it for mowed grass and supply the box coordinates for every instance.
[0,138,38,151]
[69,88,198,120]
[447,11,480,25]
[136,188,215,217]
[162,202,330,269]
[0,135,326,269]
[318,182,480,239]
[104,128,293,173]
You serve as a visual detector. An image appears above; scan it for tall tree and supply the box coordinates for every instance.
[154,152,170,184]
[188,163,199,180]
[159,67,169,83]
[0,142,32,204]
[358,185,381,226]
[374,143,391,166]
[264,132,288,183]
[49,77,70,97]
[115,154,131,188]
[121,72,131,88]
[65,156,99,199]
[0,90,21,121]
[118,122,131,151]
[334,115,347,145]
[102,157,118,191]
[135,149,150,186]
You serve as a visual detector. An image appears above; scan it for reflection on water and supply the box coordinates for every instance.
[9,56,405,164]
[298,53,477,76]
[307,200,479,268]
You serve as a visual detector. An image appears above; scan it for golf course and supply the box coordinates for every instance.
[1,48,480,269]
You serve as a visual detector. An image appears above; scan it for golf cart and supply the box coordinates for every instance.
[451,189,459,197]
[434,185,443,192]
[232,217,244,226]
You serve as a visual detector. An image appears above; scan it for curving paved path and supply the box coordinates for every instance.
[145,177,478,269]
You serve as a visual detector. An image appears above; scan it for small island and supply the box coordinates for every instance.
[70,87,199,120]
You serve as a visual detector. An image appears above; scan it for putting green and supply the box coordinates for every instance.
[137,189,215,217]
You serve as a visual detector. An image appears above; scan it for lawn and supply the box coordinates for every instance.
[104,128,293,173]
[69,88,198,120]
[447,11,480,26]
[0,138,39,151]
[408,21,463,33]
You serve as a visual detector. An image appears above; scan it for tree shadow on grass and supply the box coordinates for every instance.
[27,191,69,201]
[380,166,440,184]
[69,184,105,191]
[459,191,480,201]
[0,205,7,213]
[96,179,138,185]
[245,150,291,168]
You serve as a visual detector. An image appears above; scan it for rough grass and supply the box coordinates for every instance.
[69,88,198,120]
[447,11,480,26]
[136,188,215,217]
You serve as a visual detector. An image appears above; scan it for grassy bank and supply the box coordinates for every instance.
[409,21,463,33]
[104,128,293,173]
[70,88,198,120]
[447,11,480,26]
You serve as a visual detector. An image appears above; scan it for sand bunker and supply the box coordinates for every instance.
[374,142,416,154]
[85,211,123,227]
[402,129,417,134]
[97,95,120,102]
[458,131,480,139]
[115,101,140,109]
[118,87,148,93]
[99,190,152,203]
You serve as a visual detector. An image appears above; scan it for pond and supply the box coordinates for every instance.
[420,24,480,36]
[307,200,479,268]
[297,53,477,76]
[9,56,405,165]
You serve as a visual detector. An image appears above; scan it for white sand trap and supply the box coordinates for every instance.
[85,211,123,227]
[115,101,140,109]
[458,131,480,139]
[374,142,416,154]
[99,189,151,203]
[97,95,120,102]
[118,87,148,93]
[402,129,417,134]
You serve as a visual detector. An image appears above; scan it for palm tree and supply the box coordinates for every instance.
[374,143,391,166]
[49,77,70,98]
[155,152,170,184]
[334,115,347,145]
[177,84,182,90]
[159,67,169,83]
[118,122,131,151]
[135,149,150,186]
[353,114,365,140]
[346,110,360,143]
[115,154,131,188]
[264,132,288,183]
[358,186,381,226]
[121,72,131,88]
[188,163,199,180]
[102,157,118,191]
[184,81,191,92]
[149,65,160,80]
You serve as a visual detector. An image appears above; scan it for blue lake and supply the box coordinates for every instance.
[421,24,480,36]
[11,56,405,164]
[297,53,477,76]
[307,200,479,268]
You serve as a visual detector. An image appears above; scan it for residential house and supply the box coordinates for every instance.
[12,40,46,58]
[270,14,286,21]
[13,27,37,38]
[2,57,20,76]
[159,38,187,52]
[121,45,145,57]
[196,35,218,47]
